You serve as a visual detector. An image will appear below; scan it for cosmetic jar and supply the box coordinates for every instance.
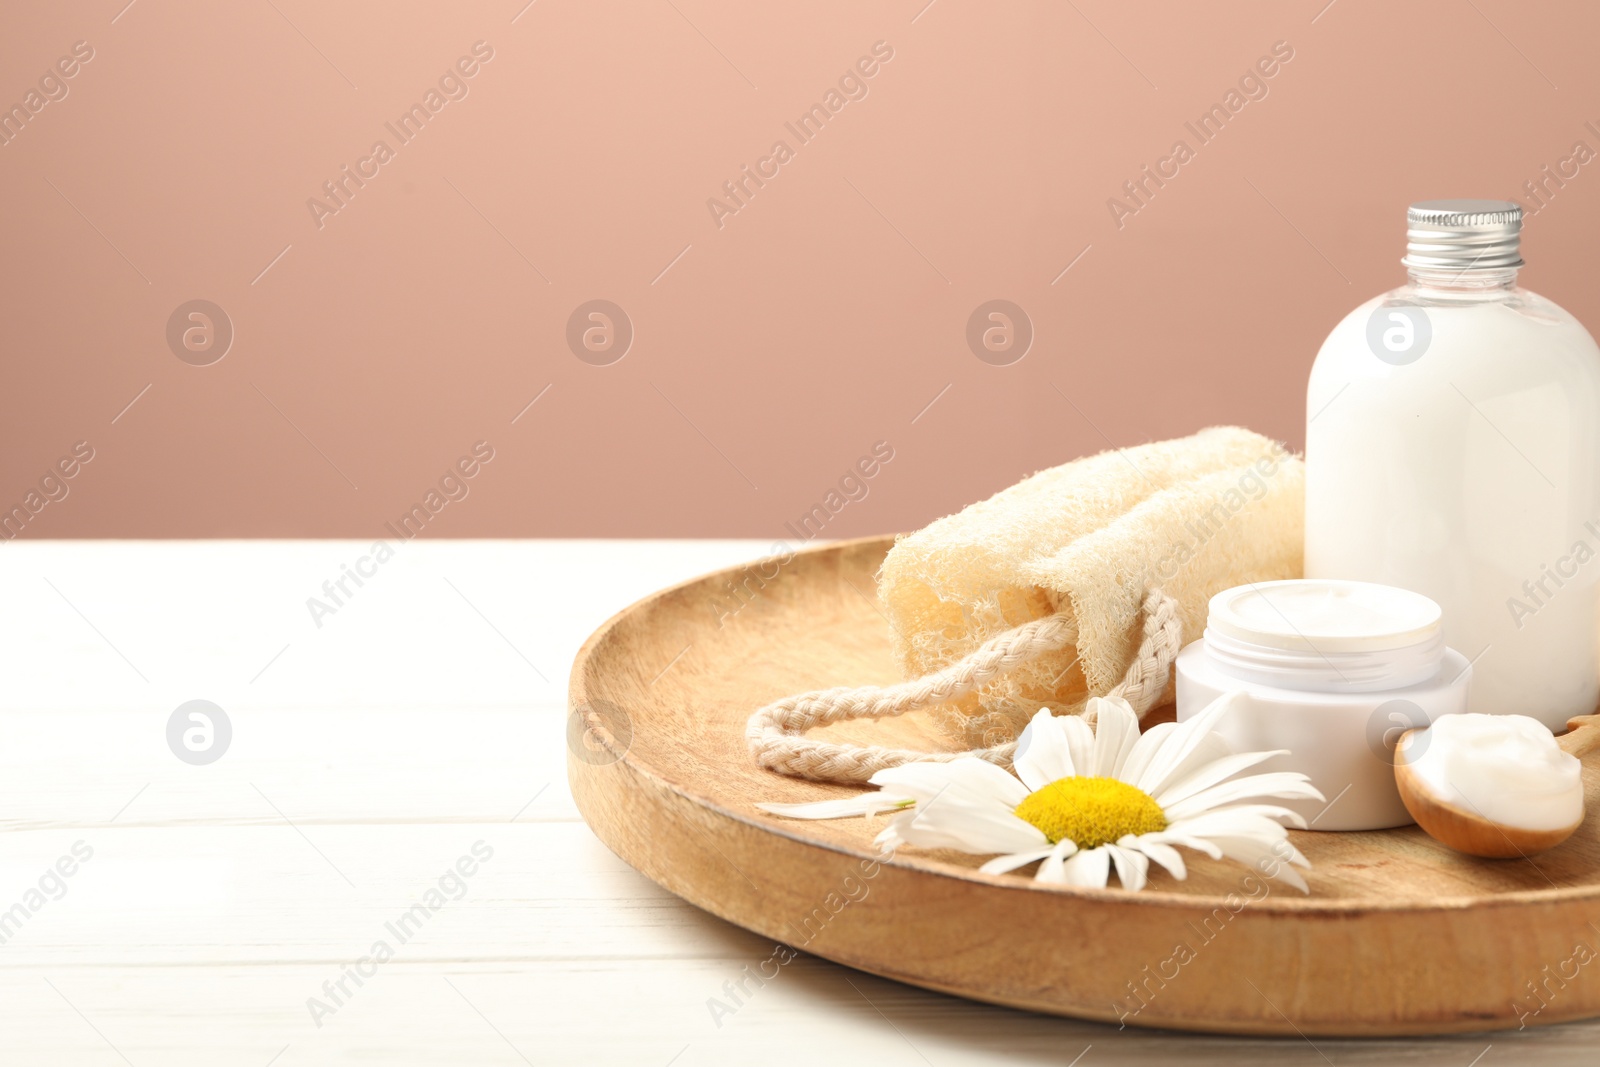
[1174,579,1471,831]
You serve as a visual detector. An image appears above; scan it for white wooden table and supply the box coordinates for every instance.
[2,540,1595,1065]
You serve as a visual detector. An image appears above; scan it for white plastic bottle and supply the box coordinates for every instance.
[1305,200,1600,731]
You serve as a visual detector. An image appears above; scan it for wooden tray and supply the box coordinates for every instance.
[568,536,1600,1036]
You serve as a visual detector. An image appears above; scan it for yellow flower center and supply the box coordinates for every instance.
[1014,776,1167,848]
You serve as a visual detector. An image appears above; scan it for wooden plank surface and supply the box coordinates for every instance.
[0,540,1593,1063]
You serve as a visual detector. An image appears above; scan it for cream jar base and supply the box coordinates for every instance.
[1175,642,1472,832]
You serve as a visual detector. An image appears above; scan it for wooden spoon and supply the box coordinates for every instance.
[1394,714,1600,858]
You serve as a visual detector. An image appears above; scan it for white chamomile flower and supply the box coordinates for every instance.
[760,691,1324,892]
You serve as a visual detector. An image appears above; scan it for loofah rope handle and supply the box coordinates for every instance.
[746,588,1185,783]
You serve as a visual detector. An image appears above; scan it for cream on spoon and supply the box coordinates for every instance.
[1395,714,1598,857]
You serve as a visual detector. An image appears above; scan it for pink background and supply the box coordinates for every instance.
[3,0,1598,539]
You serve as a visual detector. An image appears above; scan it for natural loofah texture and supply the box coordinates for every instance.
[747,588,1184,784]
[877,427,1303,746]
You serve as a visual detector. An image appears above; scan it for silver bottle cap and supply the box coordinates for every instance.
[1402,199,1523,271]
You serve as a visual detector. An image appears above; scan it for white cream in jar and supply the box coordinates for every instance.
[1175,579,1471,831]
[1400,713,1582,832]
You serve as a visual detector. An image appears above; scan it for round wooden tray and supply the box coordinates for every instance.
[568,536,1600,1036]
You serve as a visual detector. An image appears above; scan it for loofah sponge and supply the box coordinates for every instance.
[877,426,1303,747]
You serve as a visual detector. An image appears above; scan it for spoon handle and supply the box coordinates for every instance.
[1559,714,1600,759]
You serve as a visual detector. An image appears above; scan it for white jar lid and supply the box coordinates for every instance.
[1208,579,1442,654]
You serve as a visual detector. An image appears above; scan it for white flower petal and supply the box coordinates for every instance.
[758,794,907,820]
[1105,843,1150,891]
[1118,721,1178,787]
[1166,819,1309,869]
[1138,831,1224,860]
[1136,689,1249,797]
[1168,804,1309,834]
[1143,733,1235,805]
[1035,838,1080,883]
[979,847,1056,876]
[1123,835,1187,881]
[1013,709,1075,792]
[873,809,920,853]
[1271,840,1311,869]
[1166,820,1293,862]
[1060,714,1095,783]
[1152,749,1288,808]
[1161,772,1324,822]
[876,788,1048,856]
[1088,696,1140,778]
[870,757,1030,809]
[1202,834,1311,893]
[1056,845,1113,888]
